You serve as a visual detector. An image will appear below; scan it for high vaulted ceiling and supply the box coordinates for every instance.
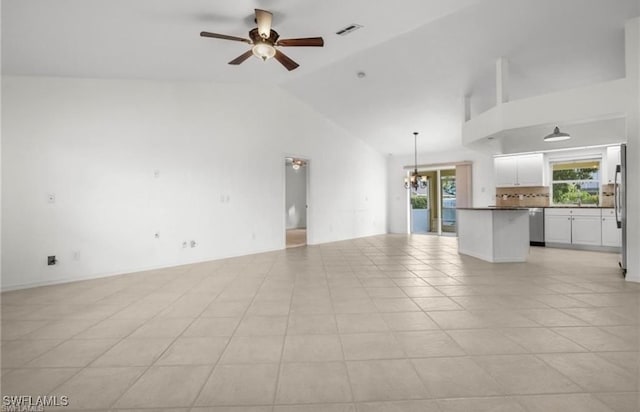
[3,0,639,155]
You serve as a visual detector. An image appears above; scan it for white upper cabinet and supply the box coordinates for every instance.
[516,154,545,186]
[495,153,544,187]
[494,156,518,187]
[605,145,621,184]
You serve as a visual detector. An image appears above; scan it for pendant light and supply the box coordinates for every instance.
[404,132,428,191]
[544,126,571,142]
[289,158,305,170]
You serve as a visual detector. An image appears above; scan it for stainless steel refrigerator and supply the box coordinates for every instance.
[615,144,627,275]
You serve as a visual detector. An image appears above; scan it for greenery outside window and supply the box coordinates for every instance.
[551,159,600,205]
[410,195,428,209]
[410,180,429,209]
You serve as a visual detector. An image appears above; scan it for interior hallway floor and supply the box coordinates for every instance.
[286,229,307,248]
[1,235,639,412]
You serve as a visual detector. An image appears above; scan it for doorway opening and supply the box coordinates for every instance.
[285,157,308,248]
[409,167,460,236]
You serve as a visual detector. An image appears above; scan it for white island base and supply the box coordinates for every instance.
[457,208,530,263]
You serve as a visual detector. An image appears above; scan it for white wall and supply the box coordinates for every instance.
[1,76,387,290]
[285,164,307,229]
[387,148,495,234]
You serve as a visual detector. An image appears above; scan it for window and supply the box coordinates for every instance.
[440,175,456,230]
[410,178,429,210]
[551,159,600,205]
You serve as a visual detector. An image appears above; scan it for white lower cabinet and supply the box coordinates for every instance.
[571,215,602,246]
[545,215,572,244]
[545,208,615,248]
[601,209,622,247]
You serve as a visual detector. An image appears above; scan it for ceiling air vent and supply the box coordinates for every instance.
[336,24,363,36]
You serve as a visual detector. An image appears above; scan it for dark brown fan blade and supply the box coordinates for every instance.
[274,49,299,71]
[200,31,252,44]
[228,50,254,65]
[277,37,324,47]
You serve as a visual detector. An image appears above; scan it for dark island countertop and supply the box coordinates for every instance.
[487,206,614,209]
[457,207,530,211]
[543,206,613,209]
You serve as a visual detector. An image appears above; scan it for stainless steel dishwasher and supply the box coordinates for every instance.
[529,208,545,246]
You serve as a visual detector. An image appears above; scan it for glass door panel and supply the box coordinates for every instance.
[440,172,456,233]
[410,179,431,234]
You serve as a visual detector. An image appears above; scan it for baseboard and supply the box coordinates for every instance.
[2,231,389,292]
[545,243,621,253]
[1,245,283,292]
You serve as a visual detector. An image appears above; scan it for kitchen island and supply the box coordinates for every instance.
[457,207,530,263]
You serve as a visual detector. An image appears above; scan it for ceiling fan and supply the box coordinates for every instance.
[200,9,324,71]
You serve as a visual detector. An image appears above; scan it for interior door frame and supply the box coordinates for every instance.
[283,154,310,248]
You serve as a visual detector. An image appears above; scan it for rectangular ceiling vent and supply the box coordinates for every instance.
[336,24,363,36]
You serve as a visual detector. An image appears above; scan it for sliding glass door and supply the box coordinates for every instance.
[440,171,457,234]
[408,165,466,236]
[410,179,430,234]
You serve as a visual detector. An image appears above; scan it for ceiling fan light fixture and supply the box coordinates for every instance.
[200,8,323,71]
[291,159,305,170]
[544,126,571,142]
[252,42,276,61]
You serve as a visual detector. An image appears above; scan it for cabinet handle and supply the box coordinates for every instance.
[567,217,571,220]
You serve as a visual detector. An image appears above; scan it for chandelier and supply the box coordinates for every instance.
[404,132,427,191]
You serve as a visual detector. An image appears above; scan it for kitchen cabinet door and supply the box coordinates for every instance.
[495,156,518,187]
[605,146,621,184]
[602,216,622,247]
[571,216,602,246]
[545,215,572,244]
[516,154,544,187]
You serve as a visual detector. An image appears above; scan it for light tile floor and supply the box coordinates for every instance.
[1,235,639,411]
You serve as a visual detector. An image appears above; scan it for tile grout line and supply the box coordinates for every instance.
[270,262,296,407]
[100,263,227,410]
[29,270,191,399]
[186,257,277,410]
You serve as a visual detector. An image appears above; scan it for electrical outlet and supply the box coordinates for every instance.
[190,240,197,248]
[47,256,57,266]
[154,232,160,239]
[182,241,188,248]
